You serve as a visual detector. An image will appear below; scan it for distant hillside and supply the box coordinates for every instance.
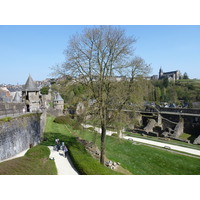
[150,78,200,107]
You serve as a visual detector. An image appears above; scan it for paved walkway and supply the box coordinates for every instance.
[123,136,200,156]
[48,146,79,175]
[83,124,200,156]
[1,147,79,175]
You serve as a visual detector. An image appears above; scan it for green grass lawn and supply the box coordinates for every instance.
[71,125,200,175]
[105,137,200,175]
[0,145,57,175]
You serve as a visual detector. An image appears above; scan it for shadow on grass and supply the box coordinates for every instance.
[41,131,75,146]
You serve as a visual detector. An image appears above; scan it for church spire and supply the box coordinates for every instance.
[159,67,163,79]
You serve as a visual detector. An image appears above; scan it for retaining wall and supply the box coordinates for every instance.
[0,102,25,116]
[0,112,46,161]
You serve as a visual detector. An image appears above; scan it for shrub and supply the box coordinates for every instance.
[40,86,49,95]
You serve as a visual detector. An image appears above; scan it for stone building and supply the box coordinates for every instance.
[53,93,64,110]
[159,68,181,81]
[22,75,40,112]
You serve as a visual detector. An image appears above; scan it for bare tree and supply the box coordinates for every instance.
[52,26,151,164]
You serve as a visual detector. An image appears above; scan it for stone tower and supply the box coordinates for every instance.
[22,75,40,112]
[53,93,64,110]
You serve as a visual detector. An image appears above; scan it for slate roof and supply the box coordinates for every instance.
[54,93,63,101]
[163,70,178,75]
[23,75,39,91]
[13,91,21,102]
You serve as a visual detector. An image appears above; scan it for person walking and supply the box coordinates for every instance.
[57,143,60,151]
[55,138,59,144]
[61,142,65,150]
[64,146,68,158]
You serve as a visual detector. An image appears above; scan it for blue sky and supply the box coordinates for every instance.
[0,25,200,85]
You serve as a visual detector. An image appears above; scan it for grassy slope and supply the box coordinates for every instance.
[71,126,200,175]
[41,116,121,175]
[0,145,57,175]
[105,136,200,175]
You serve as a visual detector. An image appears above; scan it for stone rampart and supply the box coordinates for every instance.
[0,102,25,116]
[0,113,46,161]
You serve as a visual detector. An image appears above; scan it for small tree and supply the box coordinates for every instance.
[163,77,169,88]
[40,86,49,95]
[183,72,189,79]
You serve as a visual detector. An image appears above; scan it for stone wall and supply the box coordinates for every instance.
[0,113,46,161]
[193,135,200,144]
[0,102,25,116]
[172,118,184,138]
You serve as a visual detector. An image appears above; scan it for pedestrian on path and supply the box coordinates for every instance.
[55,138,60,144]
[64,146,68,158]
[61,142,65,150]
[57,143,60,151]
[48,146,78,175]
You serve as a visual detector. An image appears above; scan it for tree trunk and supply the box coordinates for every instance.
[100,120,106,165]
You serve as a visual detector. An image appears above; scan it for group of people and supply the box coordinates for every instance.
[55,138,68,158]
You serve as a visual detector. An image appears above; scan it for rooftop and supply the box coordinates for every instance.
[54,93,63,101]
[23,75,39,92]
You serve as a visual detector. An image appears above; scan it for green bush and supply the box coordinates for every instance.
[40,86,49,95]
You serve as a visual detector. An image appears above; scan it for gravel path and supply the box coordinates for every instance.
[48,146,79,175]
